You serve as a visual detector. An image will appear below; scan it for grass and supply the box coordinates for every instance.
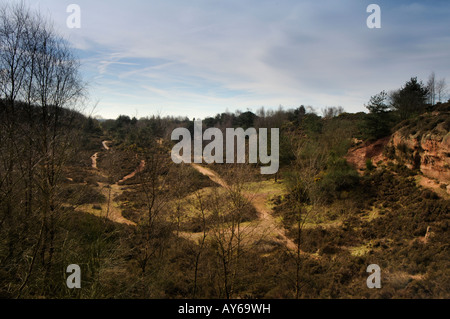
[75,203,106,218]
[244,179,287,195]
[348,243,372,257]
[360,206,384,222]
[301,220,343,230]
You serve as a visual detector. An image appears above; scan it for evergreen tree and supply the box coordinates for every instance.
[364,91,392,140]
[391,77,429,120]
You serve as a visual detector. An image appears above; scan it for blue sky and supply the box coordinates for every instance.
[14,0,450,119]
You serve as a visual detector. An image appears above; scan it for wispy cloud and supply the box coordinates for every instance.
[18,0,450,118]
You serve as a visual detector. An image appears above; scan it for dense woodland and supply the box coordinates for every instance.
[1,3,449,299]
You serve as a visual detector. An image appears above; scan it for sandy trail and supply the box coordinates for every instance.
[98,182,136,226]
[189,163,309,254]
[86,140,141,226]
[119,160,146,184]
[249,193,297,251]
[90,146,315,256]
[102,140,111,150]
[91,153,99,169]
[91,141,111,169]
[191,163,229,188]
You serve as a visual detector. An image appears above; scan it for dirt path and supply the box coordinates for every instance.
[90,145,316,255]
[189,163,309,254]
[191,163,229,188]
[98,182,136,226]
[91,152,99,169]
[249,193,297,251]
[118,160,146,184]
[91,141,111,169]
[85,140,141,226]
[102,140,111,150]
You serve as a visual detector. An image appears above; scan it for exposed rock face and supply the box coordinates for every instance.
[387,122,450,183]
[420,132,450,182]
[345,137,390,174]
[346,111,450,186]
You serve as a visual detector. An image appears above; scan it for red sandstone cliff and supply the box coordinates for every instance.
[346,110,450,189]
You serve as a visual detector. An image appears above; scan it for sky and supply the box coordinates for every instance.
[11,0,450,119]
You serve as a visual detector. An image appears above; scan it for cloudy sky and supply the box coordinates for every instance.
[15,0,450,119]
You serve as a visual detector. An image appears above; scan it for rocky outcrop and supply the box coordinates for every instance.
[419,132,450,182]
[387,121,450,183]
[346,111,450,187]
[345,137,390,174]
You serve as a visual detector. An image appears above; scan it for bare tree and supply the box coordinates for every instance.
[322,106,344,119]
[0,2,85,297]
[134,145,172,274]
[436,77,447,103]
[427,72,436,105]
[205,165,258,298]
[31,12,84,284]
[191,190,208,298]
[285,130,330,298]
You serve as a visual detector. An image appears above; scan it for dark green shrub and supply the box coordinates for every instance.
[366,159,375,171]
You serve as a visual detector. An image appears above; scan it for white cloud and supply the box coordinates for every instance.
[17,0,450,118]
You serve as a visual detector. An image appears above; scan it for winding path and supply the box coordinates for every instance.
[91,144,317,256]
[90,152,99,169]
[88,140,140,226]
[189,163,300,253]
[102,140,111,150]
[118,159,146,184]
[90,140,111,169]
